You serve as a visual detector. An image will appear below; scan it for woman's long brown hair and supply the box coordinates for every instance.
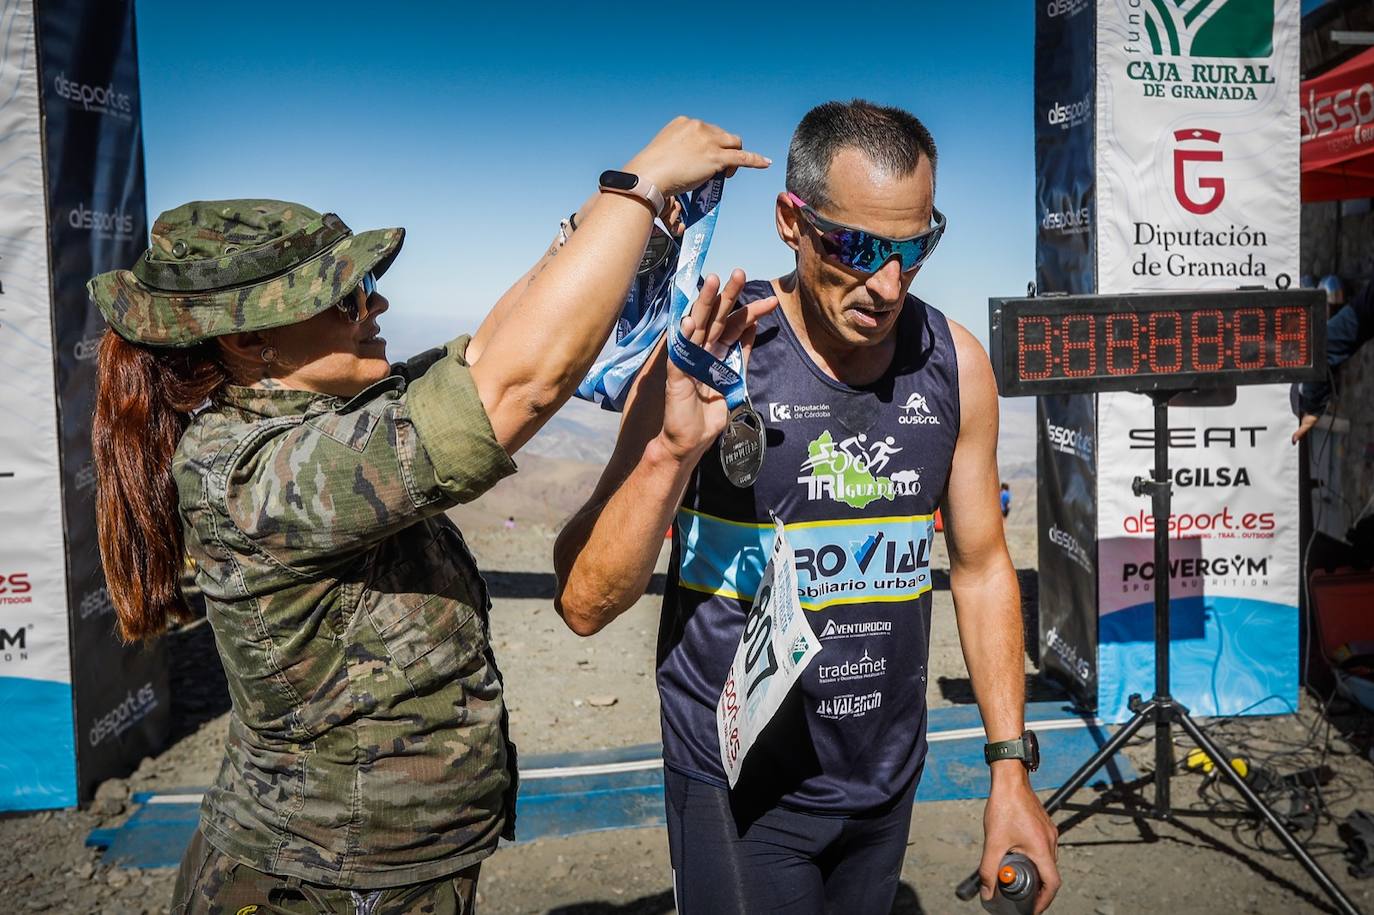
[93,329,229,641]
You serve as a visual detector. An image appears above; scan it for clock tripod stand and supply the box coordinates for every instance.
[955,390,1362,915]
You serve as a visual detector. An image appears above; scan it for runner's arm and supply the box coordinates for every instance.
[942,320,1060,912]
[553,342,687,636]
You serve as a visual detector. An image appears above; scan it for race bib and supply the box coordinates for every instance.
[716,518,822,787]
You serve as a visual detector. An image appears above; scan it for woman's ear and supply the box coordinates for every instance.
[216,331,270,381]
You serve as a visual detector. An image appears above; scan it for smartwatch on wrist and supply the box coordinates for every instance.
[984,730,1040,772]
[599,169,666,217]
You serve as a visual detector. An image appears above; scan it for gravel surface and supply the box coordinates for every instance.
[3,474,1372,914]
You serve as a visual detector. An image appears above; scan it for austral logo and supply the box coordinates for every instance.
[1123,0,1276,102]
[1174,129,1225,215]
[53,72,133,118]
[898,393,941,426]
[819,618,893,641]
[69,204,135,239]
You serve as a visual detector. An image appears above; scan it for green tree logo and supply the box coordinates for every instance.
[1144,0,1273,58]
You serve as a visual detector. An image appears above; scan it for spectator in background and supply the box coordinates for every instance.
[1001,481,1012,518]
[1293,275,1374,443]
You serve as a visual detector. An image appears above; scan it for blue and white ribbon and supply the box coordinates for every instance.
[576,175,746,412]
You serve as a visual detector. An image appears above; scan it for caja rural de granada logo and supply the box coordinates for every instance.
[1123,0,1276,102]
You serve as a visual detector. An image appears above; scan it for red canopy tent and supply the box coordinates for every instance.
[1302,46,1374,201]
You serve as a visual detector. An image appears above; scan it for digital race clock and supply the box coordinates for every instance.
[988,289,1326,396]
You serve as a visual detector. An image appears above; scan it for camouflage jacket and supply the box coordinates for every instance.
[173,336,518,888]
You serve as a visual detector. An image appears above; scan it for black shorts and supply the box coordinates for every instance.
[664,767,916,915]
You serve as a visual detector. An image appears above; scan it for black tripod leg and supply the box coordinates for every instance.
[954,706,1154,901]
[1179,713,1364,915]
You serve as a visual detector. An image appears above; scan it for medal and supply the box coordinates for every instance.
[638,229,675,275]
[720,403,766,488]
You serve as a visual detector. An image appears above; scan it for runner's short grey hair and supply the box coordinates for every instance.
[786,99,938,211]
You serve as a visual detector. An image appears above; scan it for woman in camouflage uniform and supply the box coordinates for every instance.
[87,118,768,915]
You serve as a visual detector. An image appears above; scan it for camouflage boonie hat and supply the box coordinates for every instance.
[87,199,404,347]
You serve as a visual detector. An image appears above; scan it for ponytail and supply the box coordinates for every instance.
[93,329,229,641]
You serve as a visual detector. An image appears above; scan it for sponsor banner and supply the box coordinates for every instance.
[34,0,166,805]
[0,0,78,810]
[1035,0,1096,294]
[677,509,935,613]
[1095,0,1299,292]
[1299,46,1374,201]
[1096,387,1300,720]
[1092,0,1301,722]
[1036,396,1100,706]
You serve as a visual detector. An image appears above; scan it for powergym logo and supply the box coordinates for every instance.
[69,204,135,239]
[1120,555,1271,593]
[815,690,882,721]
[53,72,133,118]
[1123,0,1277,103]
[818,618,893,641]
[89,682,159,748]
[1045,420,1093,462]
[1048,525,1094,576]
[1045,627,1092,685]
[817,649,887,685]
[768,402,831,423]
[898,392,941,426]
[1,625,29,663]
[1041,207,1091,235]
[1046,0,1089,17]
[0,571,33,606]
[1047,95,1091,130]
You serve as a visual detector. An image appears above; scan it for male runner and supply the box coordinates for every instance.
[554,100,1060,913]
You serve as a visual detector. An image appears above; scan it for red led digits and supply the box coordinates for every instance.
[1018,315,1053,380]
[1106,312,1141,375]
[1190,309,1224,372]
[1062,314,1097,377]
[1232,308,1266,370]
[1147,311,1183,373]
[1274,307,1308,368]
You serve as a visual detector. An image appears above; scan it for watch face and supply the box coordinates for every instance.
[599,170,639,192]
[1024,730,1041,771]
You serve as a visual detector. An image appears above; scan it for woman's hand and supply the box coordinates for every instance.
[625,117,771,198]
[657,269,777,463]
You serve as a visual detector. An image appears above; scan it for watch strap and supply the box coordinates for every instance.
[598,170,665,217]
[984,737,1027,765]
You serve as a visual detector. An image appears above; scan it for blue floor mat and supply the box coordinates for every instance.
[88,700,1132,869]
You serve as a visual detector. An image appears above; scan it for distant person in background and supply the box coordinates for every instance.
[1293,275,1374,443]
[1001,482,1012,518]
[505,515,517,530]
[88,119,769,914]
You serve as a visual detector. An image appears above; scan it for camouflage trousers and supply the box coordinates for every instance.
[171,829,481,915]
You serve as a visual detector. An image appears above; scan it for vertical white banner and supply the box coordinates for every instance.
[1092,0,1301,720]
[0,0,77,807]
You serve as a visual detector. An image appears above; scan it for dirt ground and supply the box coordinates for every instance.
[3,458,1373,914]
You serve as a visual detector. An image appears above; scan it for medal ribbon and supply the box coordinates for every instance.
[576,174,749,412]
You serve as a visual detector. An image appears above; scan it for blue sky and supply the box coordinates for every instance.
[135,1,1035,361]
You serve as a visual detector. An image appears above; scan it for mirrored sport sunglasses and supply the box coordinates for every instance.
[335,271,377,323]
[787,192,946,275]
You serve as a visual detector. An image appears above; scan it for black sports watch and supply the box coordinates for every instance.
[983,730,1040,772]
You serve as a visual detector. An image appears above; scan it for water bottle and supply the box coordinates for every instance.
[981,852,1039,915]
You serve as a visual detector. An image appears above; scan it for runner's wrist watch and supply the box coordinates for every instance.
[599,169,666,217]
[984,730,1040,772]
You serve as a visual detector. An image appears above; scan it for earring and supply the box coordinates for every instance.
[260,346,278,364]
